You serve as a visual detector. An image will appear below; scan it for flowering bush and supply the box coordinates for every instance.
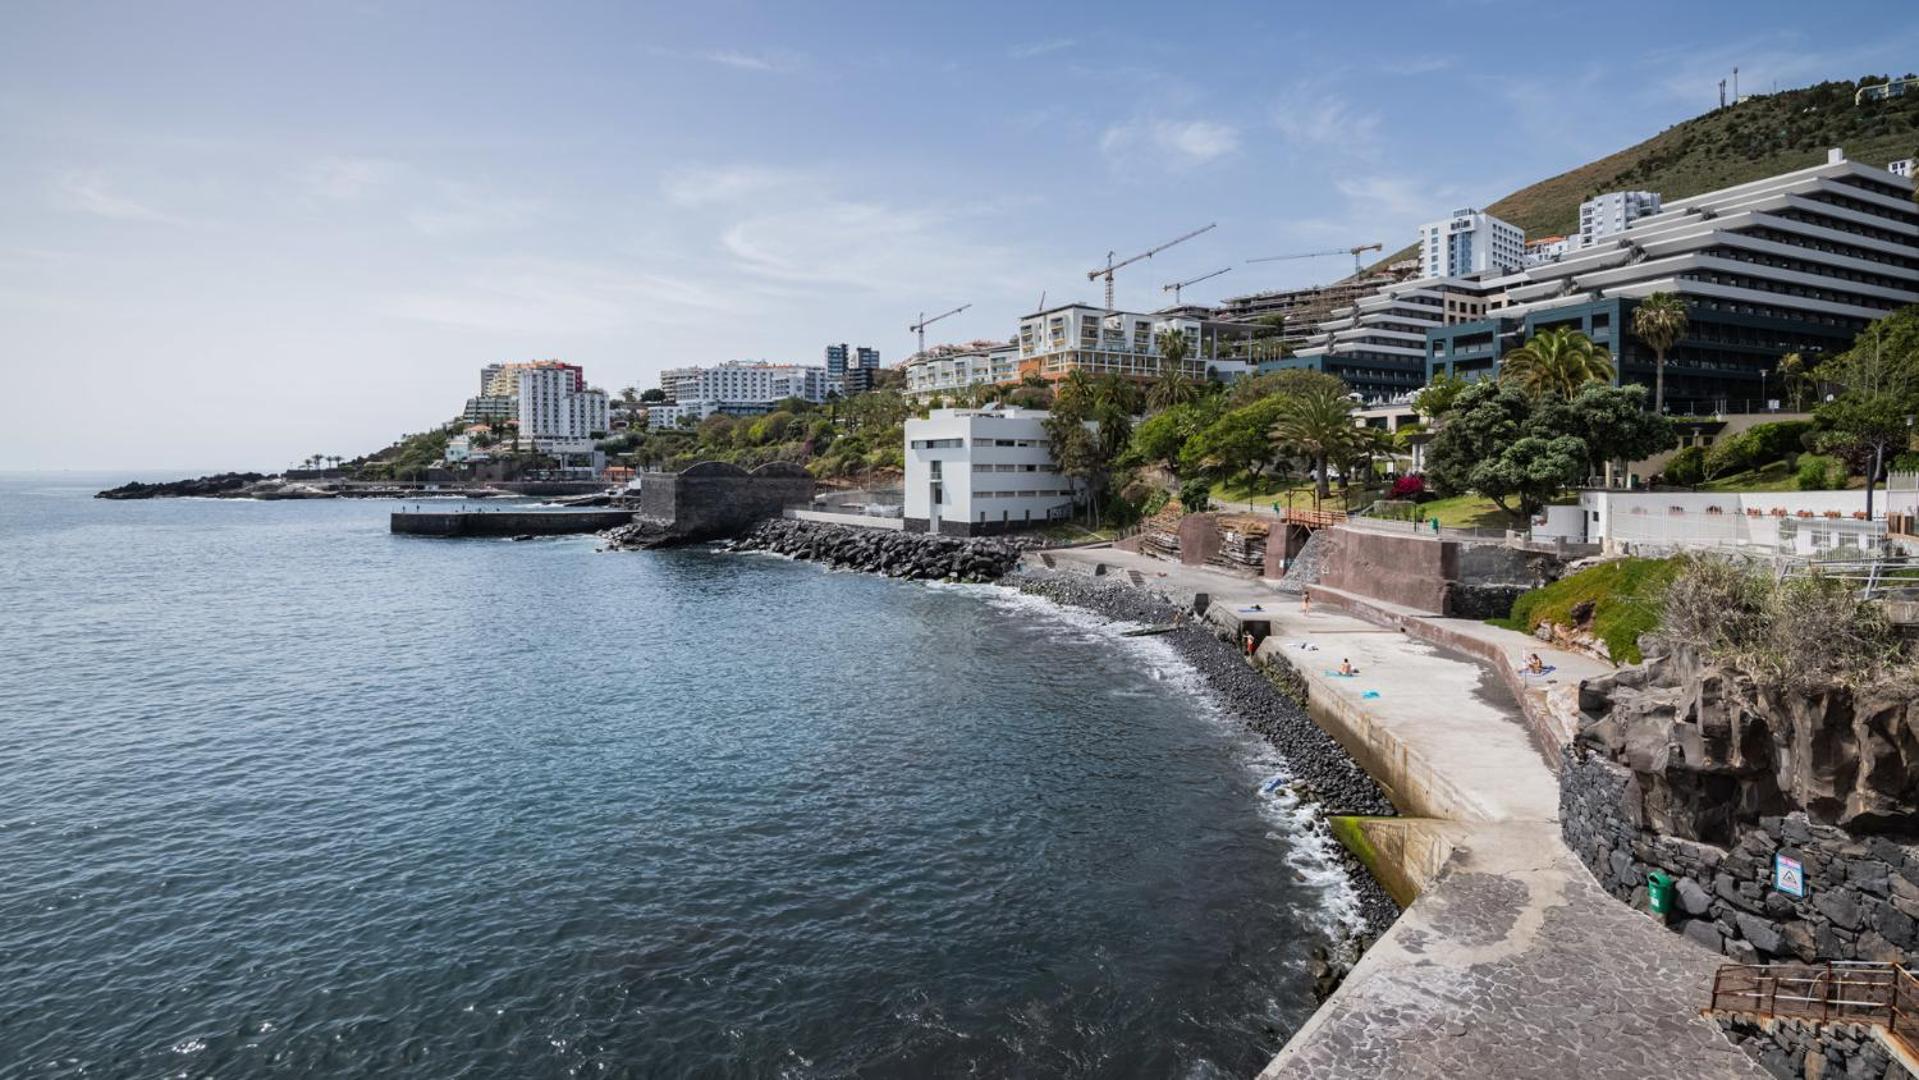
[1390,474,1426,499]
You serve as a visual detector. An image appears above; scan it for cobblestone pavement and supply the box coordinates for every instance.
[1261,823,1767,1079]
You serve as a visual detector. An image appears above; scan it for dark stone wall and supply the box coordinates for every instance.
[1561,744,1919,967]
[1714,1016,1914,1080]
[631,462,815,541]
[1317,530,1455,612]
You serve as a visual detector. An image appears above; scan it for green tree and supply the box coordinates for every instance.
[1268,385,1355,504]
[1226,367,1346,408]
[1413,372,1471,421]
[1631,293,1690,414]
[1426,381,1588,520]
[1499,326,1615,400]
[639,387,667,403]
[1533,384,1676,482]
[1125,399,1217,474]
[1182,395,1290,485]
[1149,327,1201,410]
[1814,307,1919,516]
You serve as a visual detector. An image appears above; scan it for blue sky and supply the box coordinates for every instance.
[4,1,1915,471]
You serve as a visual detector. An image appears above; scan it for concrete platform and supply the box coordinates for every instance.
[1030,546,1764,1078]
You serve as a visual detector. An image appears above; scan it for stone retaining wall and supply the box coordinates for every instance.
[1561,744,1919,966]
[1714,1016,1914,1080]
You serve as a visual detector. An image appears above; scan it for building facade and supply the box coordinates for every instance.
[1271,276,1503,400]
[1015,304,1254,384]
[902,344,1020,398]
[1578,190,1663,248]
[824,344,849,381]
[903,405,1078,536]
[1421,208,1525,277]
[517,366,609,450]
[658,361,830,405]
[485,359,582,398]
[1430,149,1919,412]
[462,395,516,424]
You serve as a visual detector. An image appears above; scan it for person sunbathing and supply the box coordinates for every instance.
[1338,658,1356,677]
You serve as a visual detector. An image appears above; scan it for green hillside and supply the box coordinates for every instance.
[1373,76,1919,269]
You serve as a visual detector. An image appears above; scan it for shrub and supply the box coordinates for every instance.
[1663,445,1707,486]
[1794,453,1847,491]
[1893,452,1919,473]
[1140,488,1171,517]
[1703,420,1815,480]
[1178,477,1213,513]
[1493,557,1680,664]
[1390,474,1426,499]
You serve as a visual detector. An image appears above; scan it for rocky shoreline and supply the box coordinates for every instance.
[95,472,268,499]
[1008,568,1400,946]
[716,518,1028,581]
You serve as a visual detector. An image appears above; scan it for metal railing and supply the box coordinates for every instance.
[1710,962,1919,1050]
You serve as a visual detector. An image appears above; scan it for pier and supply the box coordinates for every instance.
[390,509,633,537]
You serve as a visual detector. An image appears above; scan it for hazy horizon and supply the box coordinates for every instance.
[4,1,1914,473]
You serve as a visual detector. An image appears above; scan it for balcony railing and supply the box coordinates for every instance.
[1709,962,1919,1056]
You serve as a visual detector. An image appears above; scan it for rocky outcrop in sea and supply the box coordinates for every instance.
[716,518,1026,582]
[95,473,267,499]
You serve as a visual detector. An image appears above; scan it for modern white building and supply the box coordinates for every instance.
[903,404,1079,536]
[517,366,609,451]
[1015,304,1255,384]
[1420,208,1525,277]
[658,361,830,405]
[1523,235,1574,266]
[1578,190,1663,247]
[1891,158,1915,179]
[902,343,1019,398]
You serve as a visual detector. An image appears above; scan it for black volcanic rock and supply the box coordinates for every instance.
[95,473,268,500]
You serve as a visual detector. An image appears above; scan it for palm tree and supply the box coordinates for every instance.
[1269,386,1355,505]
[1055,368,1096,415]
[1776,351,1812,411]
[1499,326,1615,400]
[1149,328,1201,410]
[1631,292,1689,413]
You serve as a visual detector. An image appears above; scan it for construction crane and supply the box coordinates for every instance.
[1247,242,1384,276]
[1162,267,1231,306]
[1088,223,1215,313]
[909,303,971,361]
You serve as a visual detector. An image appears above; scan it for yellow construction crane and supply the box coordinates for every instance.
[909,303,971,360]
[1162,267,1231,306]
[1247,242,1384,276]
[1088,223,1216,313]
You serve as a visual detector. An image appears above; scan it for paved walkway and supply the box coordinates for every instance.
[1035,546,1765,1079]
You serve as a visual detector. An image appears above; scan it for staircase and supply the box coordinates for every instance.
[1709,962,1919,1070]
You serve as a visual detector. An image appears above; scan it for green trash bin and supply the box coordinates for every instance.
[1647,870,1676,916]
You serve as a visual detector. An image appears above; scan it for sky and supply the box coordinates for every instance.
[4,1,1916,472]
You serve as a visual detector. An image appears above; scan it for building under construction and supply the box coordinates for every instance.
[1210,261,1420,348]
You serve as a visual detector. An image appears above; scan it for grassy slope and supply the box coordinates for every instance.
[1372,78,1919,269]
[1489,557,1680,665]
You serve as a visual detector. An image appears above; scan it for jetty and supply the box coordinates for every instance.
[390,508,633,537]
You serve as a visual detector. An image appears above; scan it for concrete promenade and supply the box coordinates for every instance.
[1036,545,1765,1079]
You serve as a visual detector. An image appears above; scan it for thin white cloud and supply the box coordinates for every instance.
[49,171,184,225]
[302,156,401,201]
[1271,90,1380,150]
[385,257,731,336]
[662,165,813,208]
[1010,38,1075,59]
[699,49,805,73]
[406,185,544,236]
[1100,118,1240,166]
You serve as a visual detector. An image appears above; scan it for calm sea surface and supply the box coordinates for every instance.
[0,476,1355,1079]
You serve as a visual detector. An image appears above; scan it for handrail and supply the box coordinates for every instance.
[1710,962,1919,1047]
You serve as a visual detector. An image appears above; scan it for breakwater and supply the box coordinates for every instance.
[391,509,634,537]
[722,518,1026,582]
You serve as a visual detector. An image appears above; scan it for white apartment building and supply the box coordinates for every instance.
[903,404,1079,536]
[903,344,1019,397]
[1420,209,1525,277]
[658,361,830,405]
[1524,235,1574,266]
[1578,190,1663,247]
[1890,158,1915,179]
[517,366,609,451]
[1015,304,1254,384]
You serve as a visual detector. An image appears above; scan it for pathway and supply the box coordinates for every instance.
[1034,545,1765,1079]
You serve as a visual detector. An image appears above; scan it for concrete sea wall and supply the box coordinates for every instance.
[390,509,633,536]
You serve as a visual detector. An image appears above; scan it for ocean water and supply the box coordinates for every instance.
[0,477,1354,1079]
